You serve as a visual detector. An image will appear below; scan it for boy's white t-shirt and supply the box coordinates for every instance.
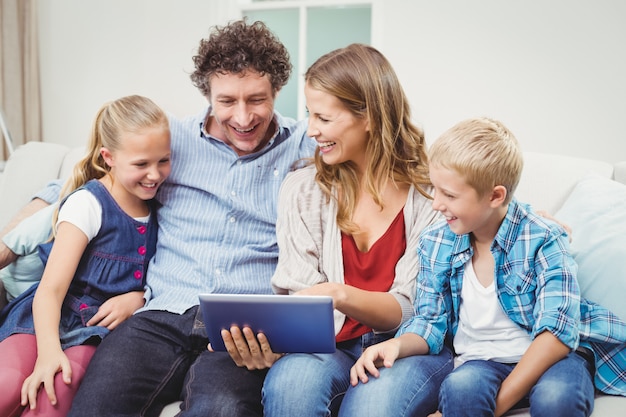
[453,260,532,366]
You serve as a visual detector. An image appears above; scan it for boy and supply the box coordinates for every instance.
[347,118,626,417]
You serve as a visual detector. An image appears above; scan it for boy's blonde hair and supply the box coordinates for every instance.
[429,117,523,203]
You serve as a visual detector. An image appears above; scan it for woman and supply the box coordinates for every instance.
[261,44,453,416]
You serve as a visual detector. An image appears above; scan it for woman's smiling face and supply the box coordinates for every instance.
[304,82,369,170]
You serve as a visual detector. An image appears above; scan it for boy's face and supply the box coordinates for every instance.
[207,70,276,156]
[430,165,496,237]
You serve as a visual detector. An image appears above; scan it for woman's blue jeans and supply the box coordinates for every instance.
[339,346,454,417]
[263,335,454,417]
[263,332,390,416]
[438,350,595,417]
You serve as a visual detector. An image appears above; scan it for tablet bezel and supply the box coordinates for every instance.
[198,293,336,354]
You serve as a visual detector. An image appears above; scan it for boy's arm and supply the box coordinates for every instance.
[494,224,580,416]
[494,331,570,416]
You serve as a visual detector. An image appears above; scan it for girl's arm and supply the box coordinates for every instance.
[494,330,570,417]
[21,221,88,409]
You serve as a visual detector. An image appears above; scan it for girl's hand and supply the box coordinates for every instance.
[428,411,442,417]
[86,290,145,330]
[21,348,72,409]
[349,338,402,386]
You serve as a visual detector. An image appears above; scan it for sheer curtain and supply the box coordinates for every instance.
[0,0,41,162]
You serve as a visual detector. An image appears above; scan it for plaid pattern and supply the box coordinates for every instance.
[398,199,626,395]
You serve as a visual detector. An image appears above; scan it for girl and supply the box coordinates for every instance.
[260,44,451,416]
[0,95,171,416]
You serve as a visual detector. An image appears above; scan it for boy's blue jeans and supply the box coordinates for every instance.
[439,350,595,417]
[68,306,267,417]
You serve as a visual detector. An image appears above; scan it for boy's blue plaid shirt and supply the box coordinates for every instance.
[398,199,626,396]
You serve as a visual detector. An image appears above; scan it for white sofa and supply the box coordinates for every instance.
[1,141,625,416]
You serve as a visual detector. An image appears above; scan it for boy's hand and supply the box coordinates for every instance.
[349,338,402,385]
[86,291,145,330]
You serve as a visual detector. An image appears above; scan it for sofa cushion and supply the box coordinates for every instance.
[555,174,626,321]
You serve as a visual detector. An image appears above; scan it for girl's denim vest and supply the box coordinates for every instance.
[0,179,158,348]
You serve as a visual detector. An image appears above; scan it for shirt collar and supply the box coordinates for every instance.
[198,106,281,157]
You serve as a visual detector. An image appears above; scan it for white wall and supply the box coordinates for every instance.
[37,0,237,147]
[38,0,625,163]
[379,0,626,162]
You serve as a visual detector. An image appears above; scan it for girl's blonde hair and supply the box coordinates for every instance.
[53,95,169,233]
[429,117,523,203]
[305,43,431,233]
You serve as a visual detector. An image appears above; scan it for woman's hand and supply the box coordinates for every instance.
[21,347,72,410]
[86,290,145,330]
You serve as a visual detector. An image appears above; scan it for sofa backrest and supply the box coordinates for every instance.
[1,143,624,230]
[516,151,616,214]
[0,142,70,230]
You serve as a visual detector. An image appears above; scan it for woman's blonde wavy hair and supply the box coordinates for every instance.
[305,43,431,233]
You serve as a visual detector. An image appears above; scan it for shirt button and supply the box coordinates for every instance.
[137,226,147,234]
[215,268,221,275]
[229,216,236,223]
[231,190,237,197]
[134,270,143,280]
[138,246,147,255]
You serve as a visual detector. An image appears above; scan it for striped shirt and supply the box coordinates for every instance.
[141,108,316,313]
[398,199,626,395]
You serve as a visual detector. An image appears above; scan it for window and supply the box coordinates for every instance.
[239,1,373,119]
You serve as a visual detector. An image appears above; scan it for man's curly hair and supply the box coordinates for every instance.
[190,19,292,98]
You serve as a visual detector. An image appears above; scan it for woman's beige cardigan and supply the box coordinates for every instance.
[271,165,441,336]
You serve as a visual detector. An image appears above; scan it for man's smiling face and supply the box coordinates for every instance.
[207,70,277,156]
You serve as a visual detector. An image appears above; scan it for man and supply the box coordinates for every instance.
[67,20,315,416]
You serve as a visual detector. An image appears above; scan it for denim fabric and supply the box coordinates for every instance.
[262,332,391,417]
[69,306,266,417]
[0,180,156,349]
[337,346,454,417]
[438,352,595,417]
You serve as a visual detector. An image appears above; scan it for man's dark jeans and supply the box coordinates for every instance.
[69,306,266,417]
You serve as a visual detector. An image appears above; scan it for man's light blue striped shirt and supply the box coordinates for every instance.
[142,108,316,313]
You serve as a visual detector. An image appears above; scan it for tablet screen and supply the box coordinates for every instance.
[199,293,336,353]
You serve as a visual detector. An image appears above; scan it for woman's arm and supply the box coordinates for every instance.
[297,283,402,331]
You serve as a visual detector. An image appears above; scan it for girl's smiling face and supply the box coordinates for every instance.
[304,82,369,171]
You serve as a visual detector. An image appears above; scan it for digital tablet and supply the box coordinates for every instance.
[199,293,336,353]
